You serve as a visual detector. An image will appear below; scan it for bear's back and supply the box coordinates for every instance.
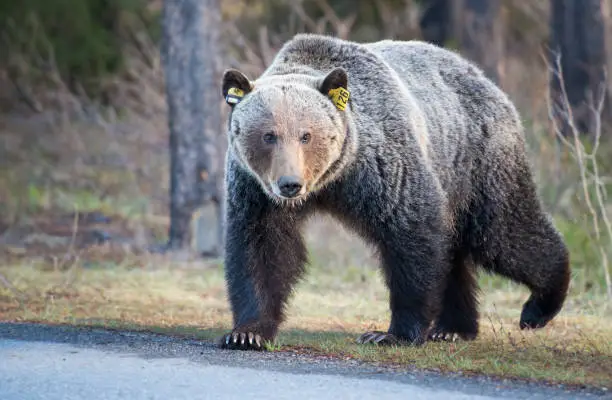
[365,39,522,149]
[363,39,525,197]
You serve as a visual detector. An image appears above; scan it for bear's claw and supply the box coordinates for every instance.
[219,331,264,350]
[356,331,400,345]
[428,331,459,342]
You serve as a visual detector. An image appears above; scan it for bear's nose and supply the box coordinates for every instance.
[277,175,303,198]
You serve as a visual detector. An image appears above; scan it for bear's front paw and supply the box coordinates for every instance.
[356,331,400,346]
[218,331,266,351]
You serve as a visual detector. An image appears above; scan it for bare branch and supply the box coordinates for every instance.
[258,27,275,67]
[290,0,322,33]
[545,50,612,299]
[312,0,357,39]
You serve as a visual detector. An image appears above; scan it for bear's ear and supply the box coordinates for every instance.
[222,69,253,106]
[319,67,350,111]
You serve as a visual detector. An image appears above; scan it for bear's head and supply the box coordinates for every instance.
[221,67,352,204]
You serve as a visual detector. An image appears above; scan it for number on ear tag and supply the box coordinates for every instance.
[328,87,350,111]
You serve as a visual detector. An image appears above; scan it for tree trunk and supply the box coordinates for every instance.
[161,0,223,255]
[419,0,504,86]
[549,0,609,137]
[419,0,454,47]
[458,0,504,85]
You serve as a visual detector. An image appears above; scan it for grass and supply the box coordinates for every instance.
[1,240,611,390]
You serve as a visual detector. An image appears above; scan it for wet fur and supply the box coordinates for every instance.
[219,34,571,349]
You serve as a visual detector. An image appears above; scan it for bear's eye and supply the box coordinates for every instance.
[300,132,311,144]
[263,132,277,144]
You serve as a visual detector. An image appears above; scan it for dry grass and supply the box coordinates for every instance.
[1,224,611,390]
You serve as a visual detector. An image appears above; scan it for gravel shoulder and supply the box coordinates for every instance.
[1,322,609,400]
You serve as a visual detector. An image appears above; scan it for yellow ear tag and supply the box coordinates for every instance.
[226,87,245,105]
[328,87,350,111]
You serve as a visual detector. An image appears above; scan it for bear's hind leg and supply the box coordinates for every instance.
[472,170,571,331]
[485,219,569,330]
[515,220,570,330]
[429,250,479,342]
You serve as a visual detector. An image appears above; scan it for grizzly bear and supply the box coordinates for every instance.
[217,34,570,350]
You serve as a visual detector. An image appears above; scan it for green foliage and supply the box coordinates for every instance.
[0,0,159,93]
[556,216,611,295]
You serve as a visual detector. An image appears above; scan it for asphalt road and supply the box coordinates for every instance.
[0,323,609,400]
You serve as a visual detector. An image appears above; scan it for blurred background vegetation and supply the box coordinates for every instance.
[0,0,611,305]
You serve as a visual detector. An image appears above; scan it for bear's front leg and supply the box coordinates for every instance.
[358,217,450,346]
[219,185,308,351]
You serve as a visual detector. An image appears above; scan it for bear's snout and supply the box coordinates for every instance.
[276,175,303,198]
